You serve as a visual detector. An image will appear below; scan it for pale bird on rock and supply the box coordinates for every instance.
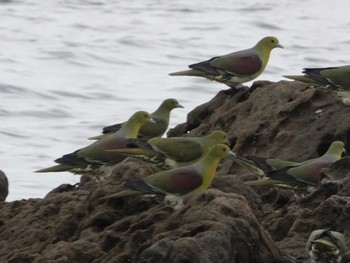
[101,144,236,210]
[169,36,283,89]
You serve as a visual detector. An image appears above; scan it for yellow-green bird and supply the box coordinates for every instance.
[90,98,183,140]
[169,36,283,89]
[106,130,230,169]
[230,155,300,177]
[101,144,235,209]
[306,229,346,263]
[284,65,350,91]
[35,111,155,179]
[245,141,345,192]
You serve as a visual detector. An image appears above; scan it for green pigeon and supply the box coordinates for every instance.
[35,111,155,179]
[169,36,283,88]
[284,65,350,91]
[106,130,230,169]
[306,229,346,263]
[101,144,235,209]
[230,155,300,177]
[244,141,345,192]
[89,98,183,140]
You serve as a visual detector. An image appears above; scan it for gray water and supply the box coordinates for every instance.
[1,0,349,201]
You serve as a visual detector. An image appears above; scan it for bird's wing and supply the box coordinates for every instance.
[303,67,338,87]
[144,167,203,195]
[209,49,262,76]
[138,116,167,138]
[150,138,203,162]
[102,122,123,134]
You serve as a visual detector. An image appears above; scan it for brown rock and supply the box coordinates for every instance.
[0,170,9,201]
[1,80,350,262]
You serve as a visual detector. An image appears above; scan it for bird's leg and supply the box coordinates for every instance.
[164,195,184,210]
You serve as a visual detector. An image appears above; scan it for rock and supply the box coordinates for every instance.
[0,170,9,201]
[1,80,350,262]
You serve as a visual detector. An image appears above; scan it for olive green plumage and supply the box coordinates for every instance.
[230,155,300,177]
[284,65,350,90]
[169,36,283,88]
[306,229,346,263]
[106,130,230,169]
[90,98,183,140]
[35,111,155,178]
[244,141,345,192]
[101,144,235,209]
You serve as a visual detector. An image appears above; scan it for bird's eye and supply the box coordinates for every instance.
[271,39,275,43]
[144,114,148,117]
[222,148,227,152]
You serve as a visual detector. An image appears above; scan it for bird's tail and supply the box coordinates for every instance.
[35,164,72,173]
[169,69,206,77]
[105,147,150,156]
[88,134,105,140]
[228,155,265,177]
[244,178,283,186]
[283,75,316,83]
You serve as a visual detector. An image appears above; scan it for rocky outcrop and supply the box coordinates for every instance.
[1,80,350,263]
[0,170,9,201]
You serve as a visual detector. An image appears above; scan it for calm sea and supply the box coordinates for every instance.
[1,0,349,200]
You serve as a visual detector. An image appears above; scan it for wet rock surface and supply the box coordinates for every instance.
[1,80,350,262]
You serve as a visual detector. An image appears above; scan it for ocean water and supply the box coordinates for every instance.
[1,0,349,201]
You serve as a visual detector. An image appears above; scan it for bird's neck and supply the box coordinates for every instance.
[153,108,170,122]
[324,146,343,161]
[254,45,272,68]
[118,121,142,138]
[194,155,221,189]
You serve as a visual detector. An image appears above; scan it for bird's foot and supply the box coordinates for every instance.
[164,195,184,210]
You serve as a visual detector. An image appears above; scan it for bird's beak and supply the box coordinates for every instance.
[176,104,184,109]
[276,43,283,49]
[149,118,156,124]
[225,139,230,145]
[228,151,236,158]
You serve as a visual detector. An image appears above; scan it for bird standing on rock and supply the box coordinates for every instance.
[169,36,283,89]
[101,144,236,210]
[244,141,345,192]
[106,130,230,169]
[229,155,300,177]
[306,228,346,263]
[90,98,183,140]
[35,111,155,180]
[284,65,350,91]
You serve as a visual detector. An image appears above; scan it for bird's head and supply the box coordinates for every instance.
[209,144,236,159]
[328,141,346,157]
[161,98,184,111]
[256,36,283,51]
[132,111,156,125]
[207,130,230,145]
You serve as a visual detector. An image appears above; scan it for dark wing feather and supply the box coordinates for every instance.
[55,150,99,167]
[266,167,312,188]
[189,57,222,75]
[102,122,123,134]
[302,67,337,86]
[246,156,272,173]
[125,180,163,195]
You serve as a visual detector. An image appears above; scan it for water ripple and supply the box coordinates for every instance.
[1,0,349,201]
